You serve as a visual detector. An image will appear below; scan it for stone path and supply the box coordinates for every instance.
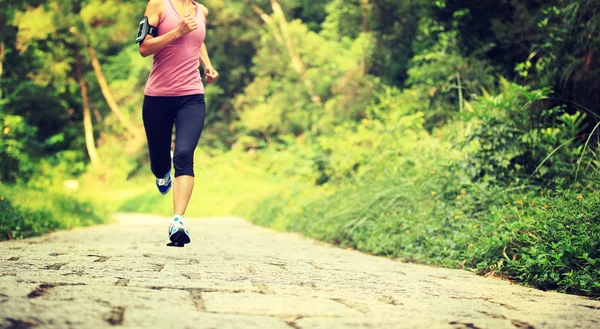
[1,214,599,329]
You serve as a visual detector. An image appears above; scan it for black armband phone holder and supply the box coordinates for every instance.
[136,16,158,44]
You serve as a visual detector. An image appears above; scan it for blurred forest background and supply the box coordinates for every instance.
[1,0,600,296]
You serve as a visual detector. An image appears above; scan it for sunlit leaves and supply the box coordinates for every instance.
[12,6,56,52]
[80,0,137,49]
[235,12,371,139]
[26,46,74,90]
[239,103,283,137]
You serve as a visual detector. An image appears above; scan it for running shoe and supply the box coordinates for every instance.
[168,216,191,247]
[156,170,172,195]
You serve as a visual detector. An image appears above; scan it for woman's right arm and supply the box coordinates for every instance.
[139,0,197,57]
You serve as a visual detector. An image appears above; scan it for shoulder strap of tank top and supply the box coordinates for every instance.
[194,2,206,24]
[163,0,174,16]
[157,0,170,24]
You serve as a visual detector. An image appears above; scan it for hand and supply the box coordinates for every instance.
[177,12,197,37]
[204,66,219,84]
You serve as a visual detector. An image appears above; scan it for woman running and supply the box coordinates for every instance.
[137,0,218,246]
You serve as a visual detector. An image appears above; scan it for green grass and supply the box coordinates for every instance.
[116,149,311,217]
[118,171,296,218]
[245,174,600,297]
[0,183,108,240]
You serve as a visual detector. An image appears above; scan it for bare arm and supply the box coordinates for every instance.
[199,43,213,70]
[139,0,197,57]
[198,4,211,69]
[198,7,219,84]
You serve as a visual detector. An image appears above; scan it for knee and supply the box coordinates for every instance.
[173,148,195,177]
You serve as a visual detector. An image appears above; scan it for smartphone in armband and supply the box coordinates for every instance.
[136,16,158,44]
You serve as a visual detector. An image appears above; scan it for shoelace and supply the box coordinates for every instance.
[170,221,185,233]
[157,176,171,185]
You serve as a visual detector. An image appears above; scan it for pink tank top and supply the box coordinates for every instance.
[144,0,206,96]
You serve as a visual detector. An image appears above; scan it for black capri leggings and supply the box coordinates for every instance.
[142,94,205,178]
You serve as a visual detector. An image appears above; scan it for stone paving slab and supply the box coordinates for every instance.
[1,213,599,329]
[203,292,362,317]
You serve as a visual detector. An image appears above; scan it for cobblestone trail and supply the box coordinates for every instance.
[1,214,599,329]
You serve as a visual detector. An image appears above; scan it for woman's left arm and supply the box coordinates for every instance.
[199,5,219,84]
[200,43,218,84]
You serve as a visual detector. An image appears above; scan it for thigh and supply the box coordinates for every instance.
[174,94,206,152]
[142,96,177,147]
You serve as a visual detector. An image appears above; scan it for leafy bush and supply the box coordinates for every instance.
[307,84,459,185]
[0,197,58,240]
[233,17,372,141]
[247,168,600,296]
[460,79,589,187]
[0,113,37,182]
[0,184,107,241]
[240,81,600,297]
[404,28,497,130]
[486,190,600,296]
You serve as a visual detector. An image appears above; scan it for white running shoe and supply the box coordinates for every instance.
[167,216,191,247]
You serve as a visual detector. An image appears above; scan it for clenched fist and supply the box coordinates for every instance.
[177,12,197,37]
[204,66,219,84]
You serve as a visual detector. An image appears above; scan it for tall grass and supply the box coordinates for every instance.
[0,183,107,240]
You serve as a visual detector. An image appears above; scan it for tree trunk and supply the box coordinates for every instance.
[0,41,4,90]
[70,27,140,139]
[249,4,284,45]
[0,13,5,85]
[457,72,464,113]
[76,52,100,167]
[262,129,272,144]
[360,0,370,76]
[360,0,369,32]
[269,0,322,105]
[0,41,4,79]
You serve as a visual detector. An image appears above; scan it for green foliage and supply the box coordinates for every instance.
[460,79,589,187]
[433,0,554,77]
[246,146,600,297]
[492,190,600,296]
[321,0,431,85]
[0,113,36,182]
[405,28,496,129]
[518,1,600,83]
[118,148,312,218]
[0,196,57,240]
[312,88,436,184]
[239,81,600,297]
[233,17,369,140]
[0,184,107,241]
